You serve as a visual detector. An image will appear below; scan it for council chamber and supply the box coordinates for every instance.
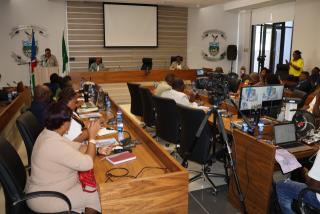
[0,0,320,214]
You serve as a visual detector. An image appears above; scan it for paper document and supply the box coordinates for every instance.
[96,138,118,148]
[77,107,99,114]
[97,128,117,136]
[79,112,102,119]
[64,118,82,141]
[275,149,302,174]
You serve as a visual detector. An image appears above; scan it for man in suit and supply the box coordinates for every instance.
[295,71,313,94]
[90,57,105,71]
[170,56,186,70]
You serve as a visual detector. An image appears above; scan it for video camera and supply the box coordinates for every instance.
[195,73,230,105]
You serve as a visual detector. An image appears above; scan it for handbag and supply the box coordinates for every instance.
[78,169,97,193]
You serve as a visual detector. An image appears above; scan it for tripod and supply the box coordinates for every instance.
[182,99,248,214]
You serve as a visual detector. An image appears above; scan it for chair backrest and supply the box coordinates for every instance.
[228,78,241,93]
[0,137,27,213]
[141,58,152,71]
[152,95,180,144]
[176,104,212,164]
[139,86,155,127]
[16,111,43,166]
[127,83,143,116]
[88,57,96,69]
[170,56,183,64]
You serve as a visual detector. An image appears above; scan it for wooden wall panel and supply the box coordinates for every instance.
[67,1,188,71]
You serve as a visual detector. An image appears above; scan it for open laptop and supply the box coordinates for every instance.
[273,123,312,152]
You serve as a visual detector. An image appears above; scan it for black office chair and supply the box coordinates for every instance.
[16,111,43,168]
[88,57,96,69]
[227,72,239,80]
[152,95,181,146]
[127,83,143,117]
[297,187,320,214]
[170,56,183,64]
[0,136,76,214]
[228,78,241,93]
[141,58,152,71]
[139,86,155,128]
[176,104,224,193]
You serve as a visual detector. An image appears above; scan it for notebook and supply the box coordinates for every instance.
[273,123,312,152]
[106,151,136,165]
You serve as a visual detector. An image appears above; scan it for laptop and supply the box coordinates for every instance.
[273,123,312,152]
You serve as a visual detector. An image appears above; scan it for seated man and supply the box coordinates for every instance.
[170,56,185,70]
[295,71,313,94]
[40,48,58,67]
[276,150,320,213]
[161,77,201,109]
[90,57,105,71]
[154,73,176,96]
[30,85,52,128]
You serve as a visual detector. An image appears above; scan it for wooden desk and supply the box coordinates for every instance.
[228,129,318,214]
[93,99,188,214]
[70,69,197,85]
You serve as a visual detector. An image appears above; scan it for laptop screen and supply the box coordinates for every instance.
[274,123,296,145]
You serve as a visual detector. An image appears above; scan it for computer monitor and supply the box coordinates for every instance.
[239,85,284,119]
[196,69,205,77]
[141,58,152,71]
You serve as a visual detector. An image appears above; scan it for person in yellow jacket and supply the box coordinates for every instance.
[287,50,304,77]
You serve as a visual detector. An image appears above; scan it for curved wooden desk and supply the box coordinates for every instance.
[93,98,188,214]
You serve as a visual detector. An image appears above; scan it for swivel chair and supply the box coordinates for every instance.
[16,111,43,168]
[139,86,155,128]
[152,95,181,151]
[88,57,96,69]
[0,136,76,214]
[127,83,143,117]
[176,104,225,193]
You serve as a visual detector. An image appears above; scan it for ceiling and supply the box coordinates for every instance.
[67,0,234,8]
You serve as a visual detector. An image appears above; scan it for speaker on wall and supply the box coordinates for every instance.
[227,45,237,60]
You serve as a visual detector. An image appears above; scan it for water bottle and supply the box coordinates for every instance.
[105,93,111,111]
[116,109,124,141]
[257,120,264,135]
[242,123,248,133]
[7,92,12,102]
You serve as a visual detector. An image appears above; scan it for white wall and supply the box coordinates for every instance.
[0,0,66,87]
[251,1,295,25]
[292,0,320,71]
[187,4,238,73]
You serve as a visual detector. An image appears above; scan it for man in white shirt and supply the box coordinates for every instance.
[161,78,202,109]
[276,150,320,213]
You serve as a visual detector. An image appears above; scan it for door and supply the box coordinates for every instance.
[250,22,293,74]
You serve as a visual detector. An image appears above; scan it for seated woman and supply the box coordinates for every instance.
[26,102,112,213]
[59,86,89,142]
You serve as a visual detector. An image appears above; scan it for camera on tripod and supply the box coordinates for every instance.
[195,73,230,105]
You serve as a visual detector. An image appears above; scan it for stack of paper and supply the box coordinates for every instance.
[275,149,302,174]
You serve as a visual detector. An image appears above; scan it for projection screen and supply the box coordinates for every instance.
[104,3,158,47]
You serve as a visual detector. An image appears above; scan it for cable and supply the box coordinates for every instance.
[104,166,168,183]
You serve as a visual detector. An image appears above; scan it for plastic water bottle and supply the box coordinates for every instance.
[242,123,248,133]
[257,121,264,135]
[116,109,124,141]
[7,92,12,102]
[105,93,111,112]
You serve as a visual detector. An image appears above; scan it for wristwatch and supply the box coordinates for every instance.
[88,139,96,145]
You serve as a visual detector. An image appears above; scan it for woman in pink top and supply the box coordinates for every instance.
[26,102,112,214]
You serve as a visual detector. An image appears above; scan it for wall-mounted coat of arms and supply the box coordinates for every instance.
[201,29,227,61]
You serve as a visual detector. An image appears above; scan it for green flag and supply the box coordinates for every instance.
[62,31,68,73]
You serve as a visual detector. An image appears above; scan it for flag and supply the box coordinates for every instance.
[62,31,68,73]
[30,30,37,90]
[31,30,37,72]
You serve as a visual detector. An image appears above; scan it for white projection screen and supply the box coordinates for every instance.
[104,3,158,47]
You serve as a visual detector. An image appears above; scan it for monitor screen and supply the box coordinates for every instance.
[196,69,204,76]
[274,123,296,144]
[239,85,284,113]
